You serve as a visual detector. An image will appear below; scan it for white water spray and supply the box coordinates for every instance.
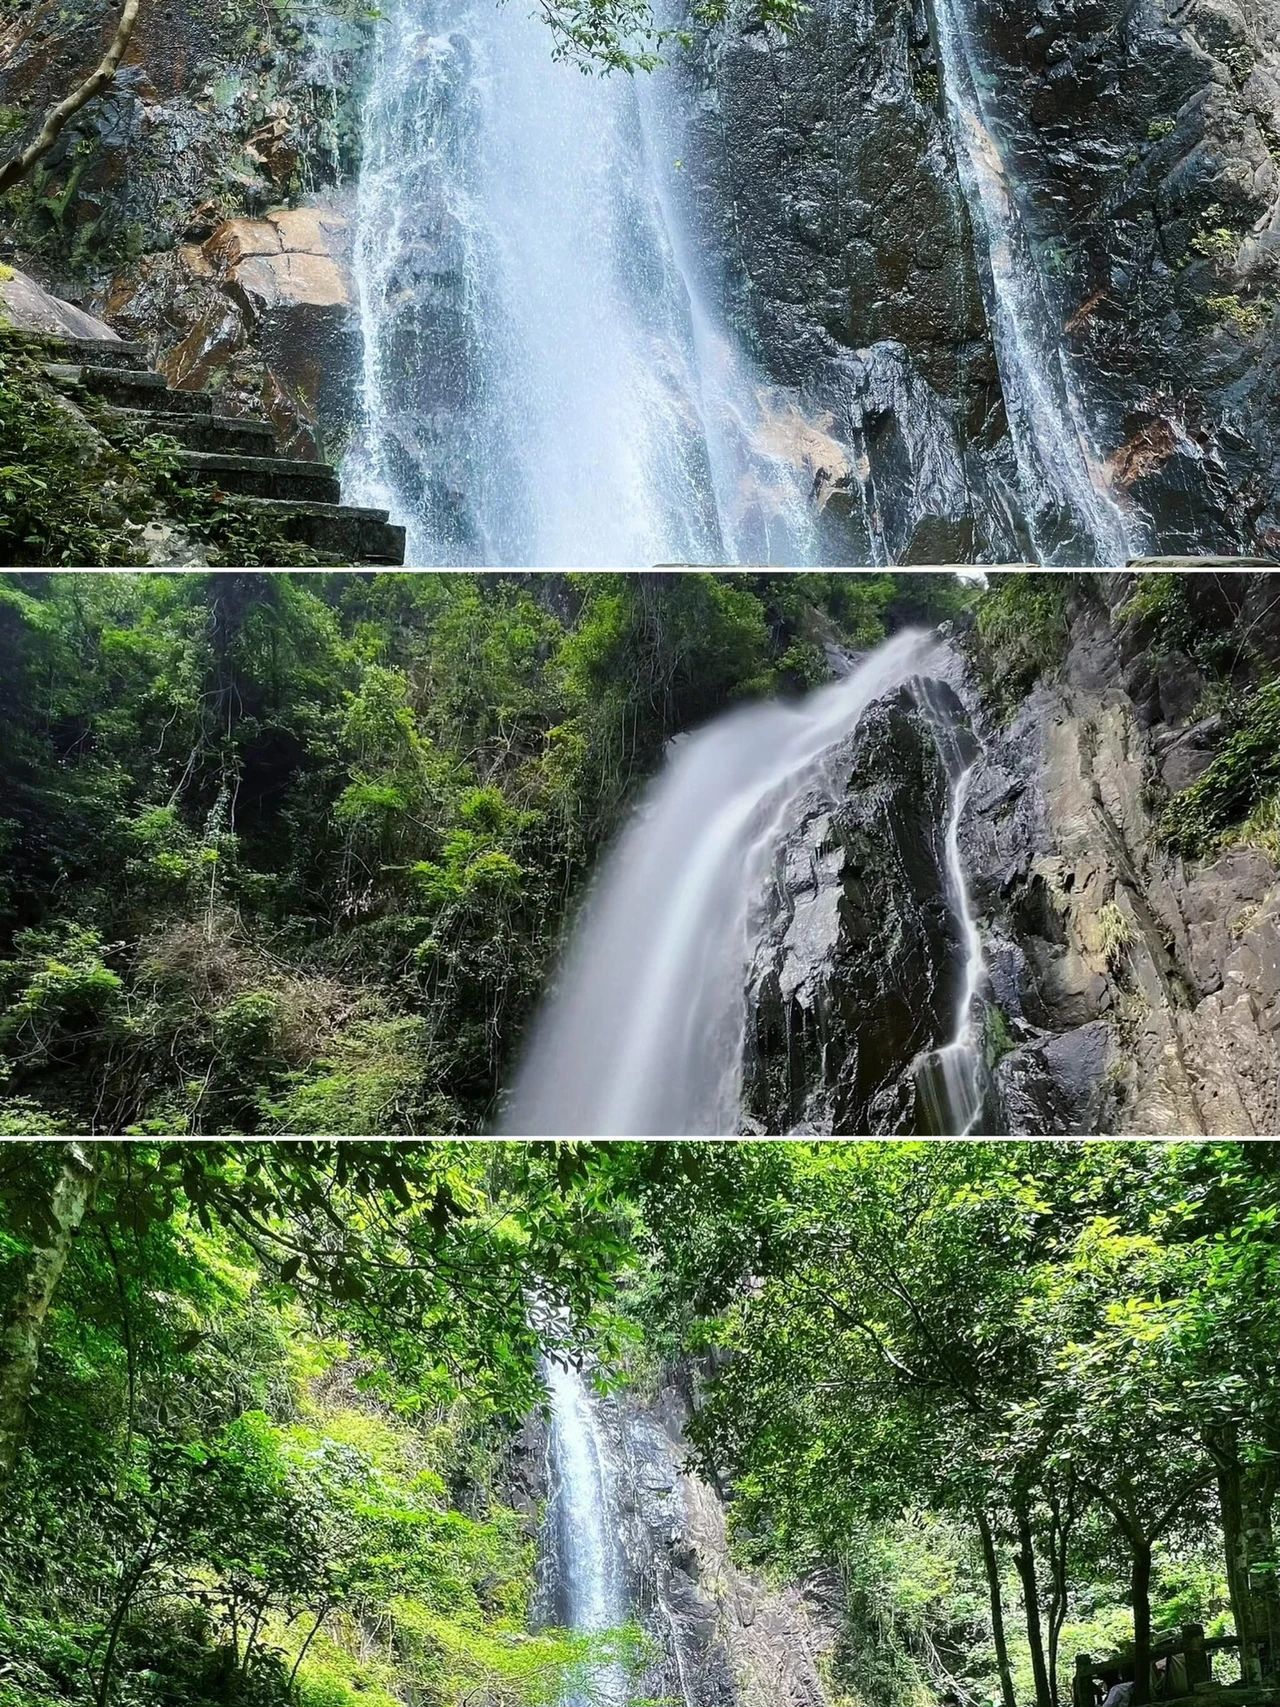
[911,681,988,1134]
[343,0,819,566]
[504,630,945,1136]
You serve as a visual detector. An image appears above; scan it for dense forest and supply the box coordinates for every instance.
[0,570,974,1136]
[1,1141,1278,1707]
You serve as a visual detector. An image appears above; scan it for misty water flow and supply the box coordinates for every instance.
[541,1359,629,1707]
[504,629,994,1136]
[343,0,819,567]
[933,0,1142,566]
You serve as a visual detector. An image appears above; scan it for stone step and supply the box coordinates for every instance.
[235,498,407,565]
[52,336,150,372]
[178,449,341,505]
[47,363,216,415]
[2,331,149,372]
[110,407,279,457]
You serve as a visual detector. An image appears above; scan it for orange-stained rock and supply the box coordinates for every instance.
[103,197,359,460]
[203,206,353,315]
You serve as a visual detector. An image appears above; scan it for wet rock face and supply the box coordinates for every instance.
[743,691,965,1135]
[0,0,370,453]
[665,0,1028,562]
[672,0,1280,560]
[103,203,358,456]
[608,1385,836,1707]
[954,0,1280,557]
[960,587,1280,1136]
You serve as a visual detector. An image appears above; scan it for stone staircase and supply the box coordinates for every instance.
[29,334,406,566]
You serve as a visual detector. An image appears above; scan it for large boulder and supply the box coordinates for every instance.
[0,266,121,340]
[742,689,966,1134]
[103,201,358,457]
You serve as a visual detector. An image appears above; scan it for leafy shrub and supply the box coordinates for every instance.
[1160,677,1280,855]
[972,574,1074,712]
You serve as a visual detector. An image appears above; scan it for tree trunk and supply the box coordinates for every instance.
[1131,1534,1153,1707]
[1047,1496,1072,1707]
[1240,1456,1280,1685]
[0,1,143,193]
[1213,1432,1280,1686]
[978,1511,1019,1707]
[288,1602,330,1698]
[0,1143,99,1494]
[1215,1436,1260,1685]
[1015,1514,1054,1707]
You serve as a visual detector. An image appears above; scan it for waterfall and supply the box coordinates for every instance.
[503,629,950,1136]
[342,0,820,567]
[933,0,1143,567]
[912,680,988,1134]
[542,1358,629,1704]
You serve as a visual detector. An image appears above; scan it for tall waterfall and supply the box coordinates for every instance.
[343,0,819,567]
[933,0,1142,567]
[502,629,977,1136]
[542,1358,628,1701]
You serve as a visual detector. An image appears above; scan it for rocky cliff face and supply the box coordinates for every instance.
[513,1383,838,1707]
[0,0,368,455]
[2,0,1277,555]
[961,575,1280,1134]
[739,578,1280,1135]
[665,0,1280,561]
[742,690,969,1133]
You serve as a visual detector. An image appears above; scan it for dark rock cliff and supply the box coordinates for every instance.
[514,1384,837,1707]
[739,576,1280,1135]
[742,690,968,1133]
[663,0,1280,561]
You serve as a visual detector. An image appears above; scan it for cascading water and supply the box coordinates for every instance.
[541,1358,629,1702]
[912,680,988,1135]
[933,0,1144,567]
[343,0,819,567]
[502,628,979,1137]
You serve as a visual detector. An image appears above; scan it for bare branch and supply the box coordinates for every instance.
[0,0,143,195]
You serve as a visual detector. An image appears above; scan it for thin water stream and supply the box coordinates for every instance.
[932,0,1143,566]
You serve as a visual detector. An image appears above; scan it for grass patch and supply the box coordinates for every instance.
[1095,901,1135,969]
[971,574,1074,715]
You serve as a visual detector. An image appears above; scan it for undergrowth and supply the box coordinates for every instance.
[1159,676,1280,856]
[0,336,323,566]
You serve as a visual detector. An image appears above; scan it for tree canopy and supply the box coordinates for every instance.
[1,1138,1279,1707]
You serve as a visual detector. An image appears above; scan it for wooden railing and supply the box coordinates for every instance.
[1072,1623,1242,1707]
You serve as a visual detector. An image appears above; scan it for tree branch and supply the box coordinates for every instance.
[0,0,143,195]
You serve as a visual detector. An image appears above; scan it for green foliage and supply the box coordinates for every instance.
[0,571,942,1134]
[1203,295,1270,337]
[0,1150,647,1707]
[1094,901,1134,968]
[971,574,1075,712]
[628,1141,1280,1707]
[0,342,323,567]
[1160,678,1280,855]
